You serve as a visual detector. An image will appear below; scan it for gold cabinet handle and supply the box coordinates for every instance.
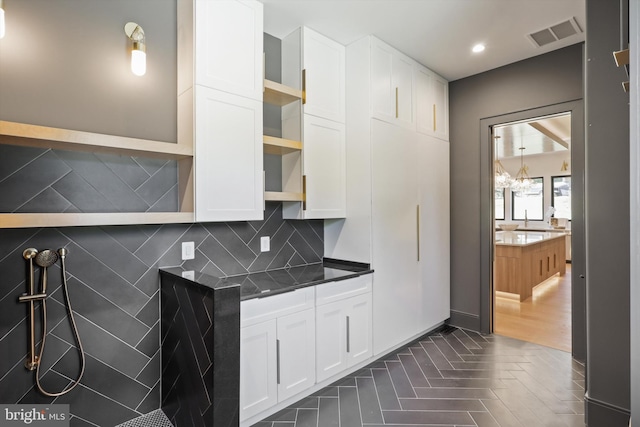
[416,205,420,261]
[433,104,437,132]
[302,69,307,104]
[346,316,350,353]
[395,87,399,118]
[302,175,307,211]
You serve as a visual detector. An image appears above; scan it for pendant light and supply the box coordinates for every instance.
[494,136,512,189]
[511,138,533,194]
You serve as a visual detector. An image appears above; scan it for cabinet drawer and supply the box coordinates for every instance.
[241,287,315,327]
[315,274,372,306]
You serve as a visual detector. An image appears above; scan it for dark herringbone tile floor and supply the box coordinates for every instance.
[253,327,585,427]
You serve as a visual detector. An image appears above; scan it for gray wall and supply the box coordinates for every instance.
[0,0,177,143]
[584,0,631,424]
[448,44,584,329]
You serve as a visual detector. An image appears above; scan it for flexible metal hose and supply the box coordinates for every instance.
[35,248,86,397]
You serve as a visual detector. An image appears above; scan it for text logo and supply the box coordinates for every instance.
[0,406,69,427]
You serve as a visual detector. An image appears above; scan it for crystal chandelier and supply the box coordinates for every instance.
[511,140,533,194]
[493,136,513,189]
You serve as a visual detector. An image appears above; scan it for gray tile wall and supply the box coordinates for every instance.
[0,202,323,426]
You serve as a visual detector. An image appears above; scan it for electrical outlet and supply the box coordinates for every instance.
[260,236,270,252]
[182,241,195,260]
[181,270,195,281]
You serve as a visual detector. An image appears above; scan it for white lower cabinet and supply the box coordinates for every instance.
[316,292,372,382]
[240,290,315,422]
[240,275,372,423]
[276,309,316,401]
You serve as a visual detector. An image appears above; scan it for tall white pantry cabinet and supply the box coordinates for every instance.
[325,35,450,355]
[177,0,264,222]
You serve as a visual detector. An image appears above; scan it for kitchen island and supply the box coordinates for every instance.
[495,231,566,301]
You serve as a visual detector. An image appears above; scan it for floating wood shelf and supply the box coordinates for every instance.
[263,135,302,155]
[0,121,193,159]
[263,80,303,106]
[613,49,630,67]
[0,212,195,229]
[264,191,305,202]
[0,121,195,228]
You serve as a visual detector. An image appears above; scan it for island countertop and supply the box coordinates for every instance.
[496,230,567,247]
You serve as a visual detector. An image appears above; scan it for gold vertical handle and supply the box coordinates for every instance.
[395,87,399,118]
[302,175,307,211]
[416,205,420,261]
[302,69,307,104]
[433,104,437,131]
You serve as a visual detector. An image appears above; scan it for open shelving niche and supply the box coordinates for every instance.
[262,78,305,205]
[0,120,195,228]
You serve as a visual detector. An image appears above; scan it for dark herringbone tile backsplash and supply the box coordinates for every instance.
[0,192,322,426]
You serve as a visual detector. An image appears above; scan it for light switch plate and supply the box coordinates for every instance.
[260,236,270,252]
[182,241,195,260]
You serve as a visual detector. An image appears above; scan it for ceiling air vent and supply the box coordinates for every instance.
[527,17,583,48]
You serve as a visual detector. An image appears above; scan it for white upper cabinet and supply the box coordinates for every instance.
[178,0,264,222]
[194,87,263,221]
[193,0,264,101]
[281,27,347,219]
[371,38,414,129]
[302,28,346,123]
[416,65,449,141]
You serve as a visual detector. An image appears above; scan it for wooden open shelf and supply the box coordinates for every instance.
[264,80,303,106]
[263,135,302,155]
[0,121,195,228]
[0,121,193,159]
[264,191,305,202]
[0,212,195,229]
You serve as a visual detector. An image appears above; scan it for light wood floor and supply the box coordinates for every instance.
[494,264,572,352]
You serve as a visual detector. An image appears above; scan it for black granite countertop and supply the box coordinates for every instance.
[160,258,373,301]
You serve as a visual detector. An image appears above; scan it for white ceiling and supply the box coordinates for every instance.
[261,0,586,81]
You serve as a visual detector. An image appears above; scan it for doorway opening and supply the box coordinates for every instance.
[491,112,573,352]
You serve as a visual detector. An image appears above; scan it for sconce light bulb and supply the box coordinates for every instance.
[0,5,5,39]
[131,46,146,77]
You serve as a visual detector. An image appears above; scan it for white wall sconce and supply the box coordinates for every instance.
[0,0,6,39]
[124,22,145,76]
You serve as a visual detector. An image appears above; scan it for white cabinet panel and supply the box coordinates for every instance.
[195,0,263,101]
[316,291,372,382]
[303,28,346,123]
[277,309,316,402]
[240,319,277,420]
[316,302,348,382]
[418,135,451,329]
[302,115,346,219]
[371,119,421,354]
[345,293,373,366]
[370,39,414,129]
[194,86,263,221]
[416,65,449,141]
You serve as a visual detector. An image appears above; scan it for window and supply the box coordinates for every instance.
[552,175,571,220]
[495,188,505,220]
[512,177,544,220]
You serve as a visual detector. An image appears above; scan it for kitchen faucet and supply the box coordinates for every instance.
[524,209,528,227]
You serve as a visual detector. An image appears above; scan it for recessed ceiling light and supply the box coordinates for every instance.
[472,44,486,53]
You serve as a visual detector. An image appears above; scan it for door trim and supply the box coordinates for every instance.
[479,99,586,361]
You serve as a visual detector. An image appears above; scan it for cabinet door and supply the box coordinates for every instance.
[277,309,316,402]
[431,73,449,141]
[418,135,450,329]
[371,119,421,355]
[416,66,449,141]
[371,39,414,129]
[240,320,277,421]
[316,301,348,382]
[195,0,263,101]
[302,115,346,219]
[303,28,345,123]
[194,86,263,222]
[345,293,373,367]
